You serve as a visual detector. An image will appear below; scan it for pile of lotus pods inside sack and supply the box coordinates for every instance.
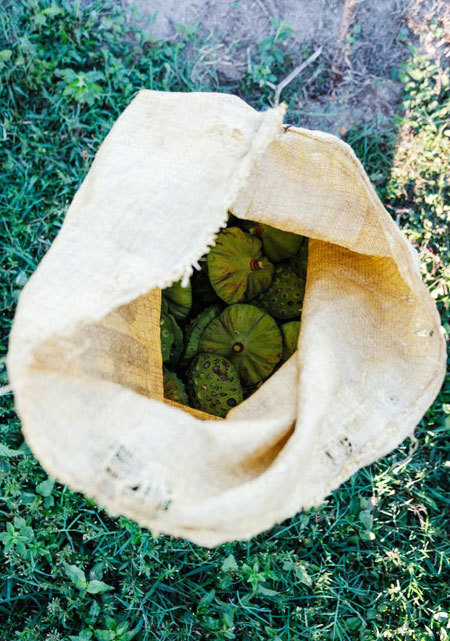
[161,215,308,418]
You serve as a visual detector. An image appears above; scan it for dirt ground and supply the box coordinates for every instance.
[124,0,449,133]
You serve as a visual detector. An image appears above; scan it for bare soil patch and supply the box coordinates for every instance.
[125,0,448,133]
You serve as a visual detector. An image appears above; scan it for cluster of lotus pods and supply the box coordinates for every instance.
[161,215,308,418]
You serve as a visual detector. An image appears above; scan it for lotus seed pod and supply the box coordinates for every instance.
[163,278,192,321]
[160,312,174,362]
[207,227,274,304]
[188,354,243,418]
[199,303,282,385]
[289,238,309,280]
[246,222,304,262]
[281,320,301,360]
[167,312,183,366]
[181,304,222,367]
[256,264,305,320]
[163,367,188,405]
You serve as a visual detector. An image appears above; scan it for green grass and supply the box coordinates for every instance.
[0,2,449,640]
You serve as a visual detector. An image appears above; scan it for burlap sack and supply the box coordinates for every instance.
[7,91,445,547]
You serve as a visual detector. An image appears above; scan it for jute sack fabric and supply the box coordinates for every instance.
[7,91,446,547]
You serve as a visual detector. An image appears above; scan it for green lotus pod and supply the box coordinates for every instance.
[160,312,174,362]
[181,304,222,367]
[281,320,301,360]
[188,353,243,418]
[199,303,282,385]
[207,227,274,304]
[256,264,305,320]
[246,222,304,262]
[163,278,192,321]
[163,367,188,405]
[167,312,183,365]
[289,238,309,280]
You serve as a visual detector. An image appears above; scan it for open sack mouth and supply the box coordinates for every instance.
[161,215,308,419]
[6,90,445,546]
